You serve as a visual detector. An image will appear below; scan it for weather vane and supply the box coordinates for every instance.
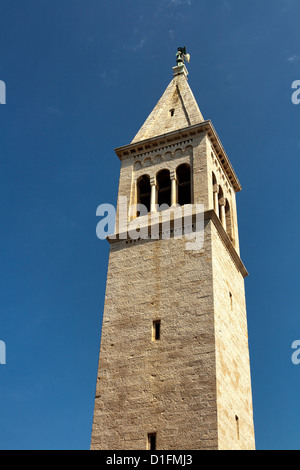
[176,47,190,66]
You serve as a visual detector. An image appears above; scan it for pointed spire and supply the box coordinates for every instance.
[131,48,204,144]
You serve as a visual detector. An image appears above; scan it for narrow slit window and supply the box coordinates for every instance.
[147,433,157,451]
[152,320,161,341]
[235,415,240,440]
[229,292,233,310]
[170,108,175,117]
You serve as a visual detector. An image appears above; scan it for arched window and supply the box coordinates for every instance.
[137,175,151,214]
[176,163,191,206]
[225,199,234,242]
[212,172,218,214]
[157,169,171,209]
[218,186,224,216]
[218,186,226,228]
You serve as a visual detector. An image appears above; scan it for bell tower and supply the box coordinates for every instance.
[91,49,255,451]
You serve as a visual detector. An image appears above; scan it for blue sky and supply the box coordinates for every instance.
[0,0,299,450]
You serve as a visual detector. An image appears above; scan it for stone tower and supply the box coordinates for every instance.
[91,52,255,451]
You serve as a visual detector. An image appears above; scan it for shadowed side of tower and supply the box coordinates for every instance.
[91,50,255,451]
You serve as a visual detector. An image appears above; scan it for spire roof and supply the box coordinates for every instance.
[131,61,204,144]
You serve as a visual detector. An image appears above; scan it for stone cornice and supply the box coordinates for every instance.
[208,209,248,279]
[106,209,248,278]
[114,120,242,193]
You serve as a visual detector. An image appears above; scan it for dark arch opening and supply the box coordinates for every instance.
[137,175,151,214]
[225,199,233,241]
[157,169,171,209]
[177,163,191,206]
[218,186,224,208]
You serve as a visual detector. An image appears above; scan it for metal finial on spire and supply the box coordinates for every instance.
[176,47,190,66]
[173,47,190,78]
